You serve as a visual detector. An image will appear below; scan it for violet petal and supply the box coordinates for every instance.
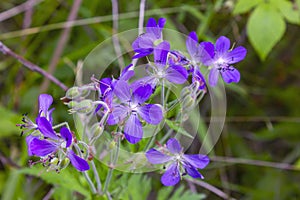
[215,36,230,56]
[220,67,240,84]
[192,68,206,90]
[99,77,112,97]
[165,65,188,84]
[137,104,163,125]
[158,18,166,29]
[145,149,172,164]
[132,84,153,104]
[26,135,38,156]
[131,76,157,91]
[186,31,199,59]
[60,127,72,148]
[113,80,131,102]
[124,114,143,144]
[161,162,181,186]
[68,150,90,171]
[36,117,59,140]
[224,46,247,64]
[30,138,57,157]
[182,154,210,169]
[107,104,128,125]
[183,163,204,179]
[120,64,135,81]
[166,138,182,154]
[154,41,170,68]
[208,67,219,87]
[38,94,53,115]
[198,42,215,66]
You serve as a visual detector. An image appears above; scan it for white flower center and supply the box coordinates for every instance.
[215,58,227,69]
[156,69,165,78]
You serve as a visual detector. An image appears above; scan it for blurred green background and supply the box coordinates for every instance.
[0,0,300,199]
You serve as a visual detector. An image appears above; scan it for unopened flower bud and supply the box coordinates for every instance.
[66,87,81,99]
[76,100,94,113]
[109,140,116,149]
[69,100,94,114]
[91,124,104,138]
[65,101,78,108]
[59,158,70,170]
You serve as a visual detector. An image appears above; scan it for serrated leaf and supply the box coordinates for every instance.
[157,186,174,200]
[247,3,286,60]
[271,0,300,24]
[120,174,151,200]
[165,119,194,139]
[18,167,91,198]
[158,185,206,200]
[233,0,262,14]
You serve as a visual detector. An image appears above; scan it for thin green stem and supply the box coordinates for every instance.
[161,80,165,109]
[73,143,97,194]
[52,122,71,130]
[103,137,120,194]
[91,160,103,194]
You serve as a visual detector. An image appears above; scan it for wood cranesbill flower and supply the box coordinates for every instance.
[131,41,188,90]
[107,80,163,144]
[26,116,89,171]
[146,138,209,186]
[132,18,166,59]
[199,36,247,86]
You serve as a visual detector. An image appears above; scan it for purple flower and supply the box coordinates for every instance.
[191,67,206,90]
[146,138,209,186]
[18,94,55,135]
[96,64,135,113]
[26,117,89,171]
[168,50,190,66]
[199,36,247,86]
[107,80,163,144]
[132,41,188,90]
[185,32,209,90]
[38,94,55,123]
[132,18,166,59]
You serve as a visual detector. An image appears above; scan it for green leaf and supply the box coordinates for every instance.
[233,0,262,14]
[157,185,206,200]
[165,119,194,139]
[271,0,300,24]
[0,105,20,137]
[120,174,151,200]
[18,167,91,198]
[295,158,300,170]
[247,3,286,60]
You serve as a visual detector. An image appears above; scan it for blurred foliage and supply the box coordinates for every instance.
[0,0,300,199]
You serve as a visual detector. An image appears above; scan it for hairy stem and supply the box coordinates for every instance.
[103,137,120,194]
[91,160,103,194]
[73,144,97,194]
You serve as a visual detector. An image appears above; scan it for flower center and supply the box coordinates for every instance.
[215,58,226,67]
[129,102,138,113]
[174,154,182,161]
[156,69,165,78]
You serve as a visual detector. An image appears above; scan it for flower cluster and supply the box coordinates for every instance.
[19,94,89,172]
[20,17,247,187]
